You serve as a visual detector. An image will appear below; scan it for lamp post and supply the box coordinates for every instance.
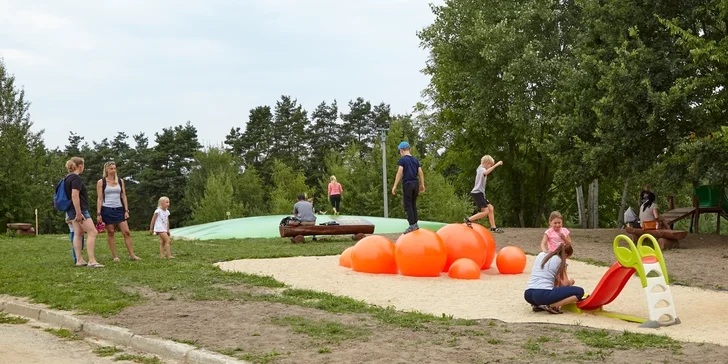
[379,127,389,218]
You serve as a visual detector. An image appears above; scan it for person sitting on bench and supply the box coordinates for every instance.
[293,194,317,226]
[639,192,670,230]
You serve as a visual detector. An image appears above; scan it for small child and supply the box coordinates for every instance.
[149,196,173,259]
[391,141,425,234]
[464,155,504,233]
[66,213,85,263]
[541,211,572,253]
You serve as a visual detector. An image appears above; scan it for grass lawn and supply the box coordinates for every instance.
[1,231,725,363]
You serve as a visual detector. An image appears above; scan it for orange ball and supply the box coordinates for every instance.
[437,224,487,272]
[448,258,482,280]
[395,229,447,277]
[339,247,354,268]
[351,235,398,274]
[467,223,497,270]
[495,246,527,274]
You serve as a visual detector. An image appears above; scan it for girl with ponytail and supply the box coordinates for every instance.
[524,243,585,314]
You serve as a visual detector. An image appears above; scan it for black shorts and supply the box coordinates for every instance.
[471,192,490,209]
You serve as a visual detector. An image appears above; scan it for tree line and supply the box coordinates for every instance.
[2,0,728,234]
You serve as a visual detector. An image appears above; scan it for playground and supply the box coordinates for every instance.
[67,226,728,363]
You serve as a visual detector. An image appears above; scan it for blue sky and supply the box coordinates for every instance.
[0,0,441,149]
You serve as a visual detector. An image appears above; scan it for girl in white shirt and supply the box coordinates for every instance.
[149,196,173,259]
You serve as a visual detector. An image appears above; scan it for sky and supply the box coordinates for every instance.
[0,0,441,149]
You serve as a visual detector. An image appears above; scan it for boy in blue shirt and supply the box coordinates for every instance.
[391,142,425,234]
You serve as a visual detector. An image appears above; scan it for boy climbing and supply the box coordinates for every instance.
[464,155,504,233]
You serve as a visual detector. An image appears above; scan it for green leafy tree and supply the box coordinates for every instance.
[269,160,311,214]
[191,171,244,224]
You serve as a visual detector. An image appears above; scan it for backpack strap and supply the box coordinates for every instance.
[102,178,107,203]
[118,177,126,210]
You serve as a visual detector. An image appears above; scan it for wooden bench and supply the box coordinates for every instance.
[625,226,687,250]
[6,223,36,236]
[280,218,375,243]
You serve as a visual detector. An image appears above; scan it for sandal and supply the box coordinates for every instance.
[464,218,473,228]
[87,263,106,268]
[531,304,544,312]
[112,257,120,262]
[540,305,561,314]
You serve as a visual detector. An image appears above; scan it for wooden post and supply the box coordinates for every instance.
[592,179,599,229]
[35,209,39,236]
[576,185,586,228]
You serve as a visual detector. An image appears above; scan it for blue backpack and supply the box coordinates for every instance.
[53,176,72,212]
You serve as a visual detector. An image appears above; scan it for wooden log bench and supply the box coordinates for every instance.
[625,226,688,250]
[6,223,36,236]
[280,218,375,243]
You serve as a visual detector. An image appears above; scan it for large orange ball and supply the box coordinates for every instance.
[467,223,497,270]
[395,229,447,277]
[351,235,398,274]
[339,247,354,268]
[448,258,482,280]
[437,224,487,272]
[495,246,527,274]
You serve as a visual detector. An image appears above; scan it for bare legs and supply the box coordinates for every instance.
[158,232,173,259]
[468,205,496,228]
[72,219,99,266]
[106,222,140,260]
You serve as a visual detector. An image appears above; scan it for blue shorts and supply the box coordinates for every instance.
[524,287,585,306]
[67,210,91,220]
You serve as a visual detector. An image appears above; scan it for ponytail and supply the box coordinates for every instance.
[541,243,573,279]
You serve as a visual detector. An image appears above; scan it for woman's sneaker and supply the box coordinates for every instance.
[490,227,504,233]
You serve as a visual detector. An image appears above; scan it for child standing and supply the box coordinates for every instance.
[540,211,572,253]
[464,155,504,233]
[391,141,425,234]
[149,196,173,259]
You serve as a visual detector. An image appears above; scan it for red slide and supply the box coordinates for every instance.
[577,262,636,311]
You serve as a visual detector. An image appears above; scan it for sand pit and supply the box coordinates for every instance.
[217,255,728,346]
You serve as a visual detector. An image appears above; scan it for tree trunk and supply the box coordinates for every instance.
[617,176,631,228]
[587,179,599,229]
[576,185,586,228]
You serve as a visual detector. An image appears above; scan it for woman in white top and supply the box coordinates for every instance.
[523,244,585,314]
[96,161,140,261]
[638,192,669,229]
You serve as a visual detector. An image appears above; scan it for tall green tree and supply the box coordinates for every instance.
[306,100,339,188]
[191,171,243,224]
[269,160,311,214]
[225,106,274,168]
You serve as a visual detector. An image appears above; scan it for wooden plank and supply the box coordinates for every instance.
[279,224,375,238]
[625,227,688,240]
[661,207,695,225]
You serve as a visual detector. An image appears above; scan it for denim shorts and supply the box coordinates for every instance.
[524,287,586,306]
[67,210,91,220]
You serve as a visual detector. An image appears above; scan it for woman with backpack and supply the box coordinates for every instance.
[63,157,105,268]
[96,161,140,261]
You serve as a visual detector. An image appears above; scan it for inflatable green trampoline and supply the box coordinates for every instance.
[171,215,447,240]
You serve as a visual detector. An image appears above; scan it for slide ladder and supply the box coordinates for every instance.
[633,234,680,327]
[565,234,680,327]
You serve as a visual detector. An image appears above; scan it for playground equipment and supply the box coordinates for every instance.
[564,234,680,328]
[691,185,728,234]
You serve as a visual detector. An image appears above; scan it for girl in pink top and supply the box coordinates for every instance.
[328,175,343,215]
[541,211,572,252]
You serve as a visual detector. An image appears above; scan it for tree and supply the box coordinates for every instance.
[270,96,309,165]
[340,97,372,150]
[306,100,339,188]
[269,160,311,214]
[225,106,274,168]
[191,172,243,224]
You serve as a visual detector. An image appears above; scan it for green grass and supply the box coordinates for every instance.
[93,346,124,357]
[113,354,162,364]
[572,257,611,267]
[0,312,29,324]
[271,315,370,343]
[574,329,682,351]
[218,347,285,364]
[0,232,352,316]
[44,328,81,340]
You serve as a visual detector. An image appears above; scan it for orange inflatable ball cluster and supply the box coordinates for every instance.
[466,223,497,270]
[350,235,398,274]
[495,246,527,274]
[339,247,353,268]
[395,229,447,277]
[437,224,487,271]
[448,258,481,280]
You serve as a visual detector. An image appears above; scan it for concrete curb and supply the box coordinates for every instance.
[0,299,249,363]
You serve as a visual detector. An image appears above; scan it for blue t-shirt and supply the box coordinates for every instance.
[397,155,420,185]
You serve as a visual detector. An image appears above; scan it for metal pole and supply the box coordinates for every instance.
[381,128,389,218]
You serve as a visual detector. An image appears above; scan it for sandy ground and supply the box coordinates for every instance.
[217,254,728,346]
